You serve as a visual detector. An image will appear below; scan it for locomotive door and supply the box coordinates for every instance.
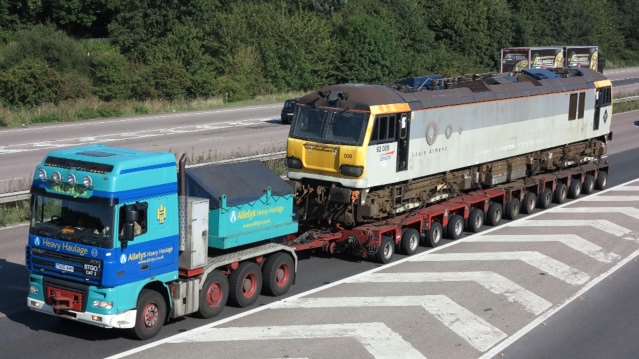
[396,113,410,172]
[594,91,601,131]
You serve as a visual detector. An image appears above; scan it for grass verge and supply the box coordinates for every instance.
[614,99,639,113]
[0,91,305,128]
[0,200,30,227]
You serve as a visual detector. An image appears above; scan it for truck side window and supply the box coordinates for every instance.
[119,202,148,237]
[578,92,585,119]
[568,93,578,120]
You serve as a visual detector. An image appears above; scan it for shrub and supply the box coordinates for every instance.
[88,43,134,101]
[0,59,64,107]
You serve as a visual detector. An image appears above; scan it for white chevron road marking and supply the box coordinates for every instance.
[473,234,621,263]
[273,295,506,352]
[409,251,590,285]
[580,195,639,202]
[513,220,637,240]
[165,322,426,359]
[554,206,639,221]
[348,272,551,315]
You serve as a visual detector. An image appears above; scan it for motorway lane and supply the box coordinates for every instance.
[0,104,286,193]
[0,112,636,358]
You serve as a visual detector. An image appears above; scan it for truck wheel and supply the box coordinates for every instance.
[424,221,443,247]
[568,179,582,198]
[447,215,464,240]
[229,262,262,307]
[537,189,552,209]
[505,199,520,220]
[554,183,567,203]
[466,208,484,233]
[197,270,229,318]
[375,236,395,264]
[262,252,295,297]
[582,174,595,194]
[487,203,503,226]
[401,228,420,255]
[522,192,537,214]
[595,171,608,190]
[132,289,166,340]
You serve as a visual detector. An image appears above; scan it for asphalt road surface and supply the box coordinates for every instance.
[0,112,638,358]
[1,74,638,194]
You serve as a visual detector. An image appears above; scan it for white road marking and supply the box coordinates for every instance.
[107,178,639,359]
[612,186,639,191]
[273,295,506,352]
[554,206,639,221]
[0,117,273,156]
[581,195,639,201]
[513,219,636,239]
[165,322,426,359]
[473,234,620,263]
[409,251,590,285]
[347,272,551,315]
[480,247,639,359]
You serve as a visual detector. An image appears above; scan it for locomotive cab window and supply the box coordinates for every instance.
[568,93,578,120]
[598,87,612,106]
[371,115,399,144]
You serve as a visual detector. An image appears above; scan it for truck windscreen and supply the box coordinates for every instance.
[30,194,114,248]
[290,106,369,146]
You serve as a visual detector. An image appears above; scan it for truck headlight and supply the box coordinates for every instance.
[340,165,364,177]
[92,300,113,310]
[29,285,39,295]
[287,157,302,169]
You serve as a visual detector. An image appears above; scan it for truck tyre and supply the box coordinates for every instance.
[537,189,552,209]
[568,179,581,198]
[522,192,537,214]
[375,236,395,264]
[262,252,295,297]
[132,289,166,340]
[197,270,229,318]
[595,171,608,190]
[582,174,595,194]
[554,183,567,204]
[504,199,520,220]
[401,228,420,255]
[424,221,443,247]
[446,215,464,240]
[229,262,262,308]
[466,208,484,233]
[487,203,503,226]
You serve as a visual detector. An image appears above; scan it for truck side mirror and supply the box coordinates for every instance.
[120,206,138,247]
[122,222,135,244]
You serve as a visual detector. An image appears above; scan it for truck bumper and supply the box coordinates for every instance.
[27,298,137,329]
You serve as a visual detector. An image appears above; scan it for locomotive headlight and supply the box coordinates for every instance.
[340,165,364,177]
[287,156,303,169]
[67,174,76,187]
[51,171,62,184]
[37,168,47,181]
[82,175,93,189]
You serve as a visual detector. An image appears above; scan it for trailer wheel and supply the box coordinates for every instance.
[262,252,295,297]
[375,236,395,264]
[504,199,520,220]
[568,179,582,199]
[401,228,420,255]
[446,215,464,240]
[424,221,443,247]
[537,189,552,209]
[522,192,537,214]
[197,270,229,318]
[229,262,262,307]
[582,174,595,194]
[595,171,608,190]
[487,203,503,226]
[466,208,484,233]
[554,183,567,204]
[131,289,166,340]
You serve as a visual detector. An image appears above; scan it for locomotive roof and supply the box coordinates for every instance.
[297,68,608,112]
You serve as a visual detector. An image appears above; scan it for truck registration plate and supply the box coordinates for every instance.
[55,263,74,272]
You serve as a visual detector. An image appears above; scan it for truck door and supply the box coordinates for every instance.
[396,114,410,172]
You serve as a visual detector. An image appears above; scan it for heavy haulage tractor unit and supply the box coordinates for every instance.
[26,67,613,340]
[287,68,613,227]
[26,146,298,339]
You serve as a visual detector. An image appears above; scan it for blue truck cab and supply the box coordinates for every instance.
[26,145,298,339]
